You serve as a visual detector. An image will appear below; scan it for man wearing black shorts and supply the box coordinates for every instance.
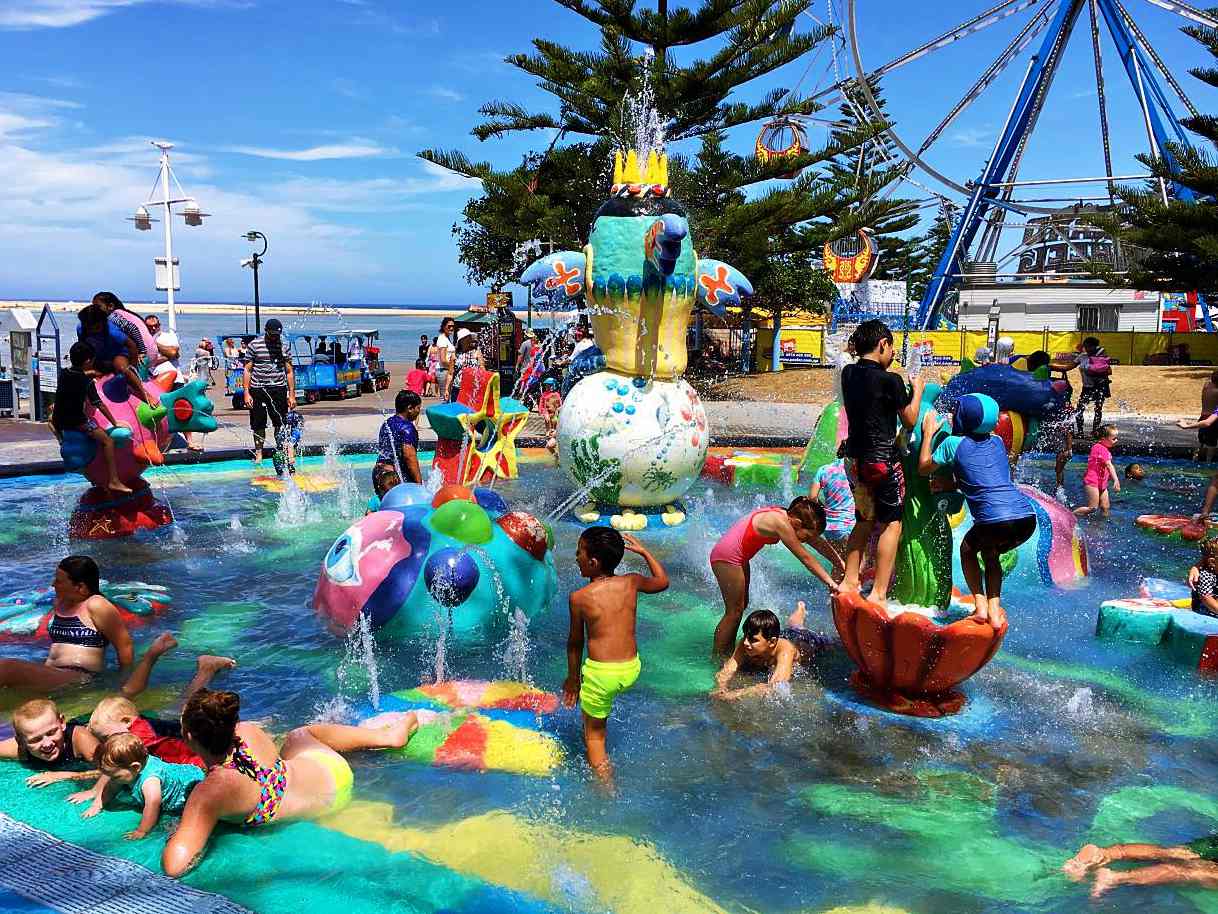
[839,320,924,605]
[240,318,296,472]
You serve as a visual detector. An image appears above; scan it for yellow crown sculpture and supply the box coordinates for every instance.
[612,149,669,188]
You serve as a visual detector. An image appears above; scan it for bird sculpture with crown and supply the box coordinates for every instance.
[521,148,752,529]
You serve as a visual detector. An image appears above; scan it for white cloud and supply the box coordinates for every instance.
[224,141,397,161]
[426,86,464,103]
[269,162,481,213]
[0,0,243,29]
[0,112,55,138]
[949,127,993,148]
[0,98,384,299]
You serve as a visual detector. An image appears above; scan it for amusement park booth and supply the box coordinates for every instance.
[453,292,525,390]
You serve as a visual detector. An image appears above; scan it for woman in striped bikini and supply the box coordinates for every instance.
[0,555,175,696]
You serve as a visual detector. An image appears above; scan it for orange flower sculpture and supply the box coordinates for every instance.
[831,591,1007,718]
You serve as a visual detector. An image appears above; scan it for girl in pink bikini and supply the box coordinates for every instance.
[710,497,843,656]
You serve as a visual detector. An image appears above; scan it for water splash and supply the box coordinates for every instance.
[337,613,381,710]
[621,45,665,159]
[276,477,317,526]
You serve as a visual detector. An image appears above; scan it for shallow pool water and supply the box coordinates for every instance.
[4,451,1218,913]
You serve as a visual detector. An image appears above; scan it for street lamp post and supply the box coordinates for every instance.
[242,231,268,333]
[128,141,208,333]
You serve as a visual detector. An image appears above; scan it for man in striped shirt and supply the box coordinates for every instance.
[240,319,297,470]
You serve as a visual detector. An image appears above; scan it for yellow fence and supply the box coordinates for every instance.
[752,325,826,372]
[902,329,1218,366]
[744,326,1216,372]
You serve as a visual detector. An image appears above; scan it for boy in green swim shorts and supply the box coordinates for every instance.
[563,527,668,787]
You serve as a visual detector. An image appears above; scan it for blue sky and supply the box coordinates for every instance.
[0,0,1211,306]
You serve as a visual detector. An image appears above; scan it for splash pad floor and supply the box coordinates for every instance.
[4,454,1218,912]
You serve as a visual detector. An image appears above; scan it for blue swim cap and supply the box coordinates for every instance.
[952,393,999,436]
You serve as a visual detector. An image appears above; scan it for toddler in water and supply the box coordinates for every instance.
[711,604,826,701]
[1074,424,1120,517]
[809,458,854,549]
[85,733,204,839]
[563,528,668,787]
[1188,540,1218,617]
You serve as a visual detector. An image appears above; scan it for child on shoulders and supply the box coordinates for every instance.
[564,528,668,788]
[711,604,826,701]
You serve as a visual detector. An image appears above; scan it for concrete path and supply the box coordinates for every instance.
[0,387,1202,477]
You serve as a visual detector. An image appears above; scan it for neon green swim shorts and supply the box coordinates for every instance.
[579,656,642,719]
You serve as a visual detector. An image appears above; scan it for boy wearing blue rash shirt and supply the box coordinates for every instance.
[917,393,1035,630]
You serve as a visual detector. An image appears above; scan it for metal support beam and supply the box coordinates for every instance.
[917,0,1088,328]
[1093,0,1196,199]
[1088,0,1117,200]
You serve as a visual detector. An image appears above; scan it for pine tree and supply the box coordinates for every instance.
[1090,18,1218,300]
[421,0,917,299]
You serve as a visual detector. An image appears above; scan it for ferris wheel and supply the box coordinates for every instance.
[782,0,1218,329]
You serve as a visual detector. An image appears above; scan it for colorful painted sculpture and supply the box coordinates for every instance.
[425,368,528,488]
[314,483,556,645]
[520,148,752,527]
[357,680,563,776]
[0,580,170,640]
[937,362,1070,420]
[831,590,1008,717]
[1135,514,1211,541]
[951,484,1088,588]
[62,367,217,540]
[1097,581,1218,674]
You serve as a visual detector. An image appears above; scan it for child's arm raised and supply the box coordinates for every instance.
[917,409,941,476]
[562,594,585,709]
[621,533,669,593]
[126,777,161,840]
[898,375,926,429]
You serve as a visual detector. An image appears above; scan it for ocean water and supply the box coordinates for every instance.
[2,453,1218,913]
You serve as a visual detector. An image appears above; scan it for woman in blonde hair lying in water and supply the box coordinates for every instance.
[161,689,418,877]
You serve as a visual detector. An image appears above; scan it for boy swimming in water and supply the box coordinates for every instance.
[563,527,668,787]
[711,604,826,701]
[1,699,101,786]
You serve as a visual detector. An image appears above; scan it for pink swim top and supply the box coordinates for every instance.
[1083,441,1112,488]
[709,507,782,566]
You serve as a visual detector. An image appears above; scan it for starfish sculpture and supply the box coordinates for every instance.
[456,372,529,487]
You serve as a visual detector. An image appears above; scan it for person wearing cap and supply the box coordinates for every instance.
[916,392,1035,630]
[450,328,484,402]
[240,318,297,471]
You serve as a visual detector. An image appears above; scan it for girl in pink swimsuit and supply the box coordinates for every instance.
[710,498,843,656]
